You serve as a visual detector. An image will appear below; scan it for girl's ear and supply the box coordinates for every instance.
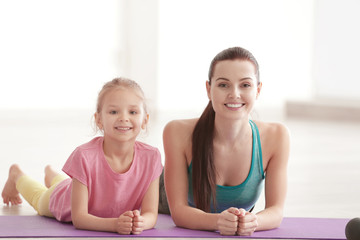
[256,82,262,99]
[141,113,149,130]
[94,112,103,130]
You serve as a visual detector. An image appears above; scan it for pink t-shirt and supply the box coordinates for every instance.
[49,137,163,222]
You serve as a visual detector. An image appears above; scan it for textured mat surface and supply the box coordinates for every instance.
[0,214,349,239]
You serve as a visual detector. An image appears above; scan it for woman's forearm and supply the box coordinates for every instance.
[255,206,284,231]
[171,206,220,231]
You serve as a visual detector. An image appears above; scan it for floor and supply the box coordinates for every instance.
[1,108,360,239]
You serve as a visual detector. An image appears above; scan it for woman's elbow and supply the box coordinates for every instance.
[272,208,284,228]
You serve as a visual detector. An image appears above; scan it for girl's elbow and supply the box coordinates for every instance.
[71,214,84,230]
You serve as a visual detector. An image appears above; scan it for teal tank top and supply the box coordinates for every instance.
[187,120,265,213]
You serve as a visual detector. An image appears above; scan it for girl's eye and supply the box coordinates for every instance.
[109,110,117,115]
[130,111,137,115]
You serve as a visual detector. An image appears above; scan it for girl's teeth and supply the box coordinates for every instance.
[116,127,130,130]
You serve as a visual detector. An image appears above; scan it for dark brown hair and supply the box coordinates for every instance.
[191,47,260,212]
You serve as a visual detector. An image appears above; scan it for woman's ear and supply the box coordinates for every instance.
[206,81,211,100]
[142,113,149,130]
[256,82,262,99]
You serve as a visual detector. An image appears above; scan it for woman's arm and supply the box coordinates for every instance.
[164,120,226,231]
[132,177,160,234]
[255,123,290,231]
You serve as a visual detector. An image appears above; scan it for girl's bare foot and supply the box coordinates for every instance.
[44,165,59,188]
[1,164,24,205]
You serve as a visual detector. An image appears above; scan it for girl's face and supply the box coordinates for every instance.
[206,59,262,120]
[95,87,148,143]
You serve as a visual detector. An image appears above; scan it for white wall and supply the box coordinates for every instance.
[313,0,360,101]
[0,0,123,110]
[3,0,357,116]
[157,0,315,114]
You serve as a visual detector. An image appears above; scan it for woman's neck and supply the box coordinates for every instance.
[213,116,252,145]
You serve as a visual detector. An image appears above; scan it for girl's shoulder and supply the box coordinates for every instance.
[135,141,160,155]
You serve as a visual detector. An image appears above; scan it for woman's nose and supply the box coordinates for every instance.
[229,87,241,98]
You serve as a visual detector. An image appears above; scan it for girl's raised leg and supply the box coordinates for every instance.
[1,164,24,205]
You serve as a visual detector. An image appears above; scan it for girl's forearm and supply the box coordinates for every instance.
[72,213,118,233]
[141,211,158,230]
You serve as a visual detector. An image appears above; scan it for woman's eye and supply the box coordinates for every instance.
[218,83,228,88]
[242,83,251,88]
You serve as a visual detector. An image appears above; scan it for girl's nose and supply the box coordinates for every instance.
[118,113,129,122]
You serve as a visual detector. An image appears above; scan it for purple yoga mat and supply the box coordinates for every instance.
[0,214,349,239]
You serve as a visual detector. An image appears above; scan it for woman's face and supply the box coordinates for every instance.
[206,59,262,120]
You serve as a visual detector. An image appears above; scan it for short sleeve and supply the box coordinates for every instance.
[151,148,163,182]
[62,148,90,187]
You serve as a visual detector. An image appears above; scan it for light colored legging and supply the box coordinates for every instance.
[16,174,67,217]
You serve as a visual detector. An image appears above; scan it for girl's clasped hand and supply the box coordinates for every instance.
[117,210,145,235]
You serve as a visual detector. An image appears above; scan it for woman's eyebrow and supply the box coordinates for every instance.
[215,77,254,81]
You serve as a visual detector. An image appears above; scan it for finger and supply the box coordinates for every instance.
[227,207,240,215]
[221,209,239,222]
[237,208,246,217]
[132,227,143,235]
[238,220,258,230]
[219,227,237,236]
[237,227,256,236]
[119,221,133,228]
[118,230,132,235]
[132,209,140,217]
[133,218,144,227]
[238,212,257,223]
[126,210,135,217]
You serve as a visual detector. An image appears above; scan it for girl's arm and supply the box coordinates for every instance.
[71,179,133,234]
[254,123,290,231]
[164,120,233,232]
[71,178,118,232]
[131,177,160,234]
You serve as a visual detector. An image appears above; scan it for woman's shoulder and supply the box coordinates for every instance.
[163,118,198,152]
[163,118,199,136]
[253,120,290,165]
[252,120,289,138]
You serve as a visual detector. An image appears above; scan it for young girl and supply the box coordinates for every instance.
[2,78,163,235]
[163,47,290,236]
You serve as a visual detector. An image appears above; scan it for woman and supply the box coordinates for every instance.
[163,47,290,236]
